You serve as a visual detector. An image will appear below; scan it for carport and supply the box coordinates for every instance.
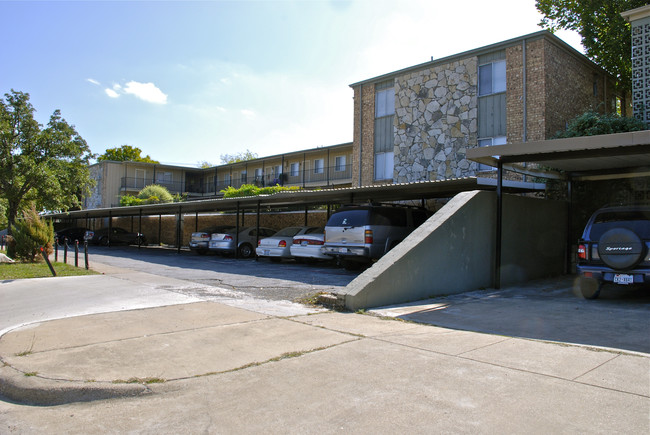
[49,177,544,255]
[467,130,650,288]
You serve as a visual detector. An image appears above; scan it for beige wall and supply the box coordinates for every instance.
[341,191,567,310]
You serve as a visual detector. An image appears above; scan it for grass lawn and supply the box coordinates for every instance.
[0,249,98,280]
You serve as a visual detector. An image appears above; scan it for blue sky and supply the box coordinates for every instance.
[1,0,582,167]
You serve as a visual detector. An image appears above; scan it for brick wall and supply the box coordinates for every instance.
[543,39,616,138]
[88,210,329,247]
[352,83,378,187]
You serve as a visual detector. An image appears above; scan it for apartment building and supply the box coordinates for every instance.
[85,143,353,209]
[349,30,618,186]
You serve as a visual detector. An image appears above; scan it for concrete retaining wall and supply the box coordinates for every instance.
[341,190,566,310]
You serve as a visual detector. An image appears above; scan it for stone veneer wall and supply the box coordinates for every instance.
[393,58,478,183]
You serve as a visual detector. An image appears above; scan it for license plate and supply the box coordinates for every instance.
[264,250,270,256]
[301,241,308,246]
[339,247,348,254]
[614,274,634,285]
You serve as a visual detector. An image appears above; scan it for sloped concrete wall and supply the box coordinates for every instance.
[341,190,566,310]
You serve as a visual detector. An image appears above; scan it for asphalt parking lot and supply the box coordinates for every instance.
[79,244,360,303]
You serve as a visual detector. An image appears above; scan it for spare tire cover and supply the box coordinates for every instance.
[598,228,644,270]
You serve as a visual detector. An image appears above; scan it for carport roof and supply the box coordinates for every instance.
[48,177,544,220]
[466,131,650,178]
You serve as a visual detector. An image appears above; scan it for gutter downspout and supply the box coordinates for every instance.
[522,40,527,183]
[358,85,363,187]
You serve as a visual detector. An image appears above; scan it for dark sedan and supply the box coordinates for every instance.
[55,227,88,245]
[84,227,147,246]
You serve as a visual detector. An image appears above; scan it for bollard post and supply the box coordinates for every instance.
[74,240,79,267]
[84,240,89,270]
[40,246,56,277]
[63,239,68,264]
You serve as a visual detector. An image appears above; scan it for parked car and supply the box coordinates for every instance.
[208,226,276,258]
[256,226,323,262]
[190,225,235,255]
[322,204,431,270]
[84,227,147,246]
[55,227,88,245]
[290,230,330,262]
[576,204,650,299]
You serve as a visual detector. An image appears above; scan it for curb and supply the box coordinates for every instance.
[0,364,153,406]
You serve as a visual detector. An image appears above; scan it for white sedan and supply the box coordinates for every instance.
[290,231,330,261]
[256,226,323,262]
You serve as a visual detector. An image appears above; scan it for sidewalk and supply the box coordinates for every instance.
[0,266,648,432]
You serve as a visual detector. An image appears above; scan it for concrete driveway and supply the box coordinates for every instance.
[371,275,650,354]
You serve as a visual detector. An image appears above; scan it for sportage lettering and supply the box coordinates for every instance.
[605,246,633,251]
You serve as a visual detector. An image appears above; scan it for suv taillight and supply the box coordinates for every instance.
[365,229,373,244]
[577,244,587,260]
[279,240,287,248]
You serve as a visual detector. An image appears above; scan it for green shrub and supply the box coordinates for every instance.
[12,205,54,262]
[221,184,301,198]
[137,184,174,204]
[119,195,144,206]
[554,111,646,138]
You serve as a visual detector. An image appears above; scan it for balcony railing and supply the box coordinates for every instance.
[120,164,352,198]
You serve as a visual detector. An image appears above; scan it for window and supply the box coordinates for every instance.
[374,152,394,180]
[274,165,282,176]
[240,171,247,182]
[290,163,300,177]
[254,168,262,179]
[477,136,506,171]
[224,173,231,186]
[375,86,395,117]
[335,156,346,172]
[375,80,395,181]
[314,159,324,174]
[156,172,172,184]
[479,60,506,96]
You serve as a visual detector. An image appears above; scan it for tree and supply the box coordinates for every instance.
[0,90,96,234]
[536,0,648,105]
[197,160,213,168]
[220,149,258,164]
[11,203,54,262]
[98,145,159,163]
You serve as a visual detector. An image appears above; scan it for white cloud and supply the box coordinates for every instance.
[240,109,255,118]
[105,88,120,98]
[123,81,168,104]
[86,78,100,86]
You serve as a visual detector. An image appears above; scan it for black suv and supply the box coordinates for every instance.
[576,205,650,299]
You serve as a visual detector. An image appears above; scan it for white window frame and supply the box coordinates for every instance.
[478,60,506,97]
[335,156,346,172]
[156,171,172,184]
[374,151,394,181]
[375,88,395,117]
[313,159,324,174]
